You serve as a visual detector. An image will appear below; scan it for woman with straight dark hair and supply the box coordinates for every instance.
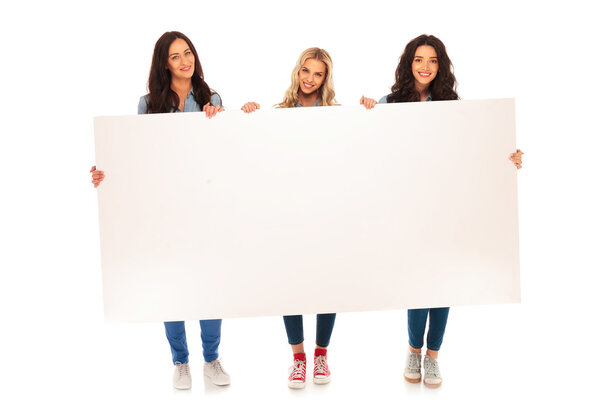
[90,31,229,390]
[361,34,523,388]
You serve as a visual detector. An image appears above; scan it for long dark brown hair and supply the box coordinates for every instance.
[387,34,459,103]
[146,31,215,114]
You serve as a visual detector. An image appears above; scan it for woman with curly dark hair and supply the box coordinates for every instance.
[387,34,458,103]
[362,34,459,105]
[361,34,523,388]
[90,31,230,390]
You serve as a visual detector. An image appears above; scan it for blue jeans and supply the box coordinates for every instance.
[164,319,222,364]
[283,314,336,347]
[407,308,449,351]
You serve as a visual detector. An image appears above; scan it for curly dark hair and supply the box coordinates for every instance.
[146,31,216,114]
[387,34,459,103]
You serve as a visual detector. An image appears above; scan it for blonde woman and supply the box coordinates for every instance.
[241,48,337,389]
[242,47,336,111]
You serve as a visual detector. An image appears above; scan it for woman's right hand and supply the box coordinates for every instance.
[509,149,523,169]
[90,166,104,188]
[360,96,377,110]
[241,102,260,113]
[203,103,224,118]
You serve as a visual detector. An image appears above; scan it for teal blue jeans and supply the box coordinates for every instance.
[283,314,336,347]
[407,308,449,351]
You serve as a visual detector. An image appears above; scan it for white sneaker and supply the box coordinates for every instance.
[423,355,442,388]
[204,359,231,386]
[173,361,191,390]
[404,351,422,383]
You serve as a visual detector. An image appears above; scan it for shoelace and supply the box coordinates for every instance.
[175,362,190,377]
[424,358,440,377]
[210,360,224,375]
[290,359,306,380]
[407,353,421,370]
[314,356,328,375]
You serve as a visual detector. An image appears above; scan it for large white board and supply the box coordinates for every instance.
[94,99,520,322]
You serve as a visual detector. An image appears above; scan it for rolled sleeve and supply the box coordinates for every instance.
[138,95,149,114]
[210,93,223,108]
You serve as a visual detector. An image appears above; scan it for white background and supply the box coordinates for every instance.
[0,0,598,399]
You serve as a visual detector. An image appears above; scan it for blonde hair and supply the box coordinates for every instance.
[277,47,337,108]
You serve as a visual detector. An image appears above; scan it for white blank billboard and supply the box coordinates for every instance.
[94,99,520,322]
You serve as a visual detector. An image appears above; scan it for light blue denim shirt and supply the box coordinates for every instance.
[274,99,321,109]
[294,99,321,107]
[137,90,222,114]
[378,94,432,103]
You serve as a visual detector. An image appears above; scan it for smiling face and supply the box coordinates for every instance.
[166,38,195,80]
[412,45,438,88]
[298,58,327,96]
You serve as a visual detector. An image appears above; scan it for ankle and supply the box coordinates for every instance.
[408,346,422,354]
[315,348,327,357]
[425,349,438,359]
[293,352,306,361]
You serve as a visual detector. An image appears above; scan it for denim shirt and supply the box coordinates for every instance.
[295,99,321,107]
[137,90,222,114]
[378,94,432,103]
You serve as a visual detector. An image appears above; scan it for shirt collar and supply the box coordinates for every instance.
[173,89,195,112]
[295,99,321,107]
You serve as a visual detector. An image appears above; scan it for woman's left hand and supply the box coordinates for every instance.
[509,149,523,169]
[90,165,105,188]
[360,96,377,110]
[203,103,224,118]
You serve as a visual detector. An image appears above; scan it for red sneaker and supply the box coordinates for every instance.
[313,348,331,384]
[288,353,306,389]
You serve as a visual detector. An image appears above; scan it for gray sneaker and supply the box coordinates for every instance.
[204,359,231,386]
[403,351,422,383]
[173,361,191,390]
[423,355,442,388]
